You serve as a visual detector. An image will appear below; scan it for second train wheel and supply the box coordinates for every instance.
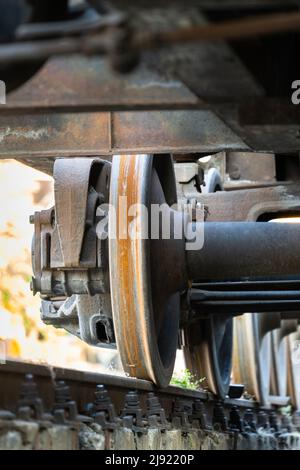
[233,313,289,405]
[270,320,298,397]
[233,313,272,405]
[183,167,233,398]
[109,155,186,387]
[183,315,233,398]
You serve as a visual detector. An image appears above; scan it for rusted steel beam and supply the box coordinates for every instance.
[0,112,110,158]
[217,107,300,154]
[0,110,248,160]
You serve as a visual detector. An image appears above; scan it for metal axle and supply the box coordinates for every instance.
[186,222,300,282]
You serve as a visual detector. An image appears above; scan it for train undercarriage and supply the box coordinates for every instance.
[29,153,300,409]
[1,0,300,415]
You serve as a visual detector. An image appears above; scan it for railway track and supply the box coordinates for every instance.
[0,359,298,438]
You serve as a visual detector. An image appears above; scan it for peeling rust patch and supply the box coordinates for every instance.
[0,127,49,143]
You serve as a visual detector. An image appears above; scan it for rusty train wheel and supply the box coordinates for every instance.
[109,154,184,387]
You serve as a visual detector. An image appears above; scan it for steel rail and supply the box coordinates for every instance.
[0,360,295,446]
[0,359,264,420]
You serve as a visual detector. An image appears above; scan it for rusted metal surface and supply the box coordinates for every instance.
[217,105,300,154]
[1,6,300,158]
[0,110,248,162]
[170,42,263,103]
[112,110,247,154]
[31,155,181,386]
[2,370,299,448]
[53,158,101,268]
[0,360,202,418]
[3,358,300,449]
[31,158,114,348]
[32,158,111,293]
[7,57,199,112]
[200,184,300,222]
[0,112,111,158]
[109,155,186,387]
[9,361,300,450]
[109,155,151,382]
[0,359,270,423]
[226,152,276,184]
[3,9,263,109]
